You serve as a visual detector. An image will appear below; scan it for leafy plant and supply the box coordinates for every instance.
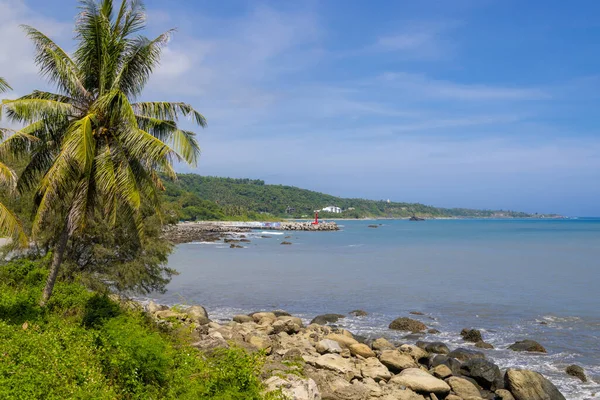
[0,0,205,305]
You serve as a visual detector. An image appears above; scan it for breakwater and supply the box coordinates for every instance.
[163,221,338,244]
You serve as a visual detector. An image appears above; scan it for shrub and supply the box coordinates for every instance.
[0,258,275,399]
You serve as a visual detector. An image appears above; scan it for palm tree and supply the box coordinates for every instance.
[0,77,28,247]
[1,0,205,305]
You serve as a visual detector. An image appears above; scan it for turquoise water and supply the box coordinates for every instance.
[154,219,600,398]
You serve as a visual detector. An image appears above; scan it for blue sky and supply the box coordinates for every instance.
[1,0,599,216]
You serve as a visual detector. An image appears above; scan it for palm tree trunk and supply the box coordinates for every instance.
[39,228,69,306]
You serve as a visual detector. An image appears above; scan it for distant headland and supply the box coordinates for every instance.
[162,174,562,222]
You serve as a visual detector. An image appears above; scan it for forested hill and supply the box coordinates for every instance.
[162,174,553,221]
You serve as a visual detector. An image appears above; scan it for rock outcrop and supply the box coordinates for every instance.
[388,317,427,332]
[508,339,547,353]
[504,369,566,400]
[138,301,567,400]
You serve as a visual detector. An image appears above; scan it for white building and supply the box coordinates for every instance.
[321,206,342,213]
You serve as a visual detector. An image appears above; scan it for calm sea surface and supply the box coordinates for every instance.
[152,219,600,399]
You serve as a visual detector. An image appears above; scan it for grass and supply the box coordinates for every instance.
[0,257,281,400]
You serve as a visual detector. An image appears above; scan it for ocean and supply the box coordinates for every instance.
[152,218,600,399]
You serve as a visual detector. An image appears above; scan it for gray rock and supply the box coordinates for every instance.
[475,341,494,349]
[311,314,346,325]
[264,375,321,400]
[429,354,462,376]
[508,339,547,353]
[447,348,485,362]
[565,364,587,382]
[504,369,566,400]
[460,358,503,391]
[315,339,343,354]
[233,314,253,323]
[422,341,450,355]
[389,317,427,332]
[349,309,368,317]
[461,328,483,343]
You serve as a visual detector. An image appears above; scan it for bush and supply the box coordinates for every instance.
[0,258,275,399]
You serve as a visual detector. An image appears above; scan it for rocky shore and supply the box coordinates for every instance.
[135,300,579,400]
[163,221,339,244]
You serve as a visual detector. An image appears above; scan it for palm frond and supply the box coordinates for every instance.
[113,30,173,98]
[21,25,89,99]
[0,161,16,188]
[0,201,28,247]
[0,77,12,93]
[136,115,200,165]
[132,101,207,127]
[2,98,75,124]
[113,0,146,38]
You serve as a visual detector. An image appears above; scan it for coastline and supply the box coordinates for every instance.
[134,297,577,400]
[157,219,600,399]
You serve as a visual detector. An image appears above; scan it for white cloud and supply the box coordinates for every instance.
[379,72,549,101]
[0,1,70,96]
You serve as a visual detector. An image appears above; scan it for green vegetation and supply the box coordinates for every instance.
[163,174,540,220]
[0,0,204,305]
[0,257,276,399]
[0,77,28,246]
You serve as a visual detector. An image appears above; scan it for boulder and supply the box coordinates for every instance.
[461,328,483,343]
[251,312,277,324]
[303,354,360,380]
[399,344,429,361]
[264,375,321,400]
[325,333,359,349]
[508,339,547,353]
[372,337,395,351]
[446,396,462,400]
[315,339,343,354]
[447,376,482,398]
[155,310,186,320]
[349,343,376,358]
[389,317,427,332]
[429,355,462,376]
[311,314,346,325]
[233,314,254,323]
[475,341,494,349]
[447,348,485,362]
[360,357,392,382]
[349,309,368,317]
[421,341,450,355]
[273,310,292,317]
[432,364,452,379]
[460,358,503,391]
[246,334,272,354]
[565,364,587,382]
[410,311,425,315]
[389,368,451,395]
[504,369,566,400]
[304,367,357,399]
[379,350,419,372]
[495,389,516,400]
[428,328,441,334]
[272,316,303,334]
[146,301,168,314]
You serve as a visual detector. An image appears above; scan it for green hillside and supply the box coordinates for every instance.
[162,174,545,221]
